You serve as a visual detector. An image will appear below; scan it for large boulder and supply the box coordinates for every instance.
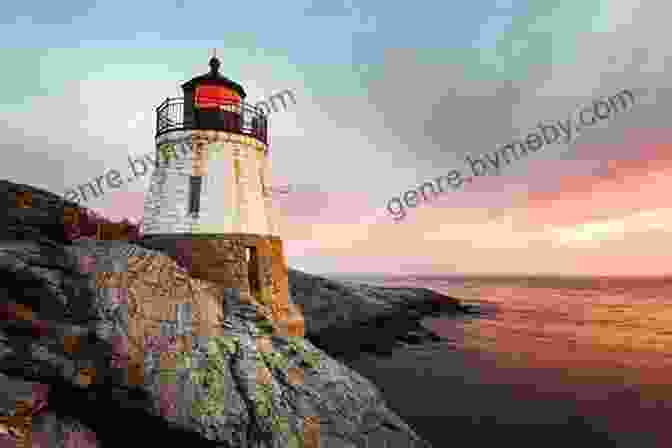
[0,179,433,447]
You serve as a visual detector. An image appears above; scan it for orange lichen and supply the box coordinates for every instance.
[77,367,96,387]
[303,416,320,448]
[63,334,81,355]
[0,400,34,447]
[16,191,32,209]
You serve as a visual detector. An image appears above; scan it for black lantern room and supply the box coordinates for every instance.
[155,56,268,143]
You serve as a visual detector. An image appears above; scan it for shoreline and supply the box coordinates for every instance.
[305,292,479,360]
[287,268,479,361]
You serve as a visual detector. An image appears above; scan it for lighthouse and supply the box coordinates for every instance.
[141,55,297,334]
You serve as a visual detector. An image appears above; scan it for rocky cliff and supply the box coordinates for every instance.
[0,179,465,447]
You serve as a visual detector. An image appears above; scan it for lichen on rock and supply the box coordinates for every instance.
[0,179,438,447]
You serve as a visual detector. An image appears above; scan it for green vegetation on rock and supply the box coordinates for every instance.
[287,431,303,448]
[286,336,320,370]
[254,382,290,435]
[256,317,275,337]
[258,349,289,371]
[158,326,316,445]
[158,367,178,384]
[167,335,241,417]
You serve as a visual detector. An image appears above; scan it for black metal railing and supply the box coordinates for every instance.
[155,97,268,144]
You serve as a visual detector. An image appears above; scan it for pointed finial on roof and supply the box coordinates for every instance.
[209,48,221,74]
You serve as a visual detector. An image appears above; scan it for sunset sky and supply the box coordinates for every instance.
[0,0,668,277]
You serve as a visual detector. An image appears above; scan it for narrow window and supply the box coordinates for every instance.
[189,176,202,215]
[259,169,265,195]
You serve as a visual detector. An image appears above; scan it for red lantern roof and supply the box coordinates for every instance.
[181,56,246,99]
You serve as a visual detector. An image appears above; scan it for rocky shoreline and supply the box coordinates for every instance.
[287,268,478,360]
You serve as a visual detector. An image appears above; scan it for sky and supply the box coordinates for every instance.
[0,0,669,277]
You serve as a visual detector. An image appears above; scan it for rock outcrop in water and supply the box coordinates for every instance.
[288,268,471,358]
[0,179,454,447]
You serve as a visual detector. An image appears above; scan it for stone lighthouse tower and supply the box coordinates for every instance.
[142,55,298,335]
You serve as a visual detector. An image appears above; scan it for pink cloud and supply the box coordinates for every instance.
[522,138,672,228]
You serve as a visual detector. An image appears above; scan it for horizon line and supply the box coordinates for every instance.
[313,272,672,280]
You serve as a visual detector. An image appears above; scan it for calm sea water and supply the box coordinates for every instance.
[333,275,672,447]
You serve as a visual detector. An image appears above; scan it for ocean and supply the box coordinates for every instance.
[329,275,672,447]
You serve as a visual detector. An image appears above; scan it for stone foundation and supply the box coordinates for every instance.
[99,235,299,386]
[140,234,289,309]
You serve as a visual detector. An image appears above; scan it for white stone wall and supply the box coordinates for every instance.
[143,131,196,235]
[195,143,237,233]
[245,147,267,235]
[261,154,280,236]
[143,130,277,237]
